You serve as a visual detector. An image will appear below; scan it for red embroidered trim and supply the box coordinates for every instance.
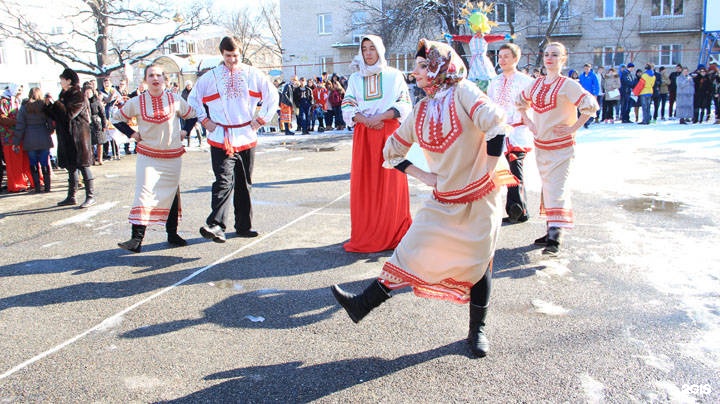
[136,143,185,159]
[574,93,586,106]
[129,206,182,224]
[180,107,194,119]
[139,93,175,124]
[380,262,474,304]
[392,132,412,147]
[415,90,463,153]
[255,117,266,125]
[432,170,517,204]
[534,134,574,150]
[530,77,565,114]
[248,90,262,98]
[120,108,131,120]
[207,139,257,153]
[469,99,486,118]
[202,93,220,103]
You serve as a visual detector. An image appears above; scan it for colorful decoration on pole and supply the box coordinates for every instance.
[445,2,512,92]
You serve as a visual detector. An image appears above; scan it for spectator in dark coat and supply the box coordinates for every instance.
[13,87,54,192]
[44,68,96,208]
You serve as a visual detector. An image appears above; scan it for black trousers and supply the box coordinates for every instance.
[470,268,492,306]
[505,152,527,217]
[206,146,254,232]
[67,165,93,184]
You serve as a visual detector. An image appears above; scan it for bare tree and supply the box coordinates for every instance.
[214,2,282,67]
[259,2,283,59]
[0,0,208,78]
[348,0,468,59]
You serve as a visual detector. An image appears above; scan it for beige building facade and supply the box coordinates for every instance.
[279,0,705,79]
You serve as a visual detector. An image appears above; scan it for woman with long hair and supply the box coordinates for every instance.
[13,87,54,192]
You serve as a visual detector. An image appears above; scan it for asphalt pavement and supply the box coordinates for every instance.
[0,124,718,403]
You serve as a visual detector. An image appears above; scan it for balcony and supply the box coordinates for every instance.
[525,19,583,39]
[638,12,702,35]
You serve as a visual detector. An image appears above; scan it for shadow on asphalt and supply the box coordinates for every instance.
[493,244,543,279]
[120,278,411,338]
[160,340,469,403]
[254,172,350,188]
[182,173,350,194]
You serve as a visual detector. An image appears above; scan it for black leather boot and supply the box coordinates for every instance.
[166,193,187,246]
[284,123,295,136]
[468,304,489,358]
[118,224,146,253]
[41,166,51,192]
[57,173,77,206]
[79,179,96,208]
[331,279,391,323]
[542,227,563,256]
[29,165,41,192]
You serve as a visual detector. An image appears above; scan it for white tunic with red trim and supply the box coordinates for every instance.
[487,71,534,155]
[515,76,599,228]
[187,63,279,154]
[114,91,196,226]
[341,67,412,126]
[379,80,516,304]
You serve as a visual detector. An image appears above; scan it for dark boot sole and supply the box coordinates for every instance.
[200,226,226,243]
[118,241,142,253]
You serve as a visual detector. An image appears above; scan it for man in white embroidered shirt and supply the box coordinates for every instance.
[188,36,279,242]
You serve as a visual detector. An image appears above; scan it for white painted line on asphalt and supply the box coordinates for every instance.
[51,202,118,226]
[0,191,349,381]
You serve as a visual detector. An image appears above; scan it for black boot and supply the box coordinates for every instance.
[41,166,51,192]
[166,193,187,247]
[79,179,96,208]
[29,165,41,192]
[331,279,391,323]
[57,173,77,206]
[118,224,146,253]
[284,123,295,136]
[468,304,489,358]
[542,227,562,256]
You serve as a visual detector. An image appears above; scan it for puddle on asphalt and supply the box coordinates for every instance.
[619,194,684,214]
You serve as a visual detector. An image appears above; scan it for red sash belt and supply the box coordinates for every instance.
[217,121,251,156]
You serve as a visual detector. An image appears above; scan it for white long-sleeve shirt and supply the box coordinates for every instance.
[188,63,279,152]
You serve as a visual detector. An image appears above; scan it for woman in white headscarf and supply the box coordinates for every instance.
[341,35,414,253]
[332,39,516,358]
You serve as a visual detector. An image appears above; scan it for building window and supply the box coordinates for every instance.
[494,3,516,23]
[596,0,625,18]
[318,13,332,35]
[593,46,624,67]
[390,53,412,73]
[651,0,683,16]
[320,56,334,74]
[25,49,36,65]
[540,0,570,22]
[658,44,681,65]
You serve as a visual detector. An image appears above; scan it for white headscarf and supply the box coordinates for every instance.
[349,35,387,77]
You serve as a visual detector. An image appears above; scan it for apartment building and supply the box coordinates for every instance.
[279,0,704,79]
